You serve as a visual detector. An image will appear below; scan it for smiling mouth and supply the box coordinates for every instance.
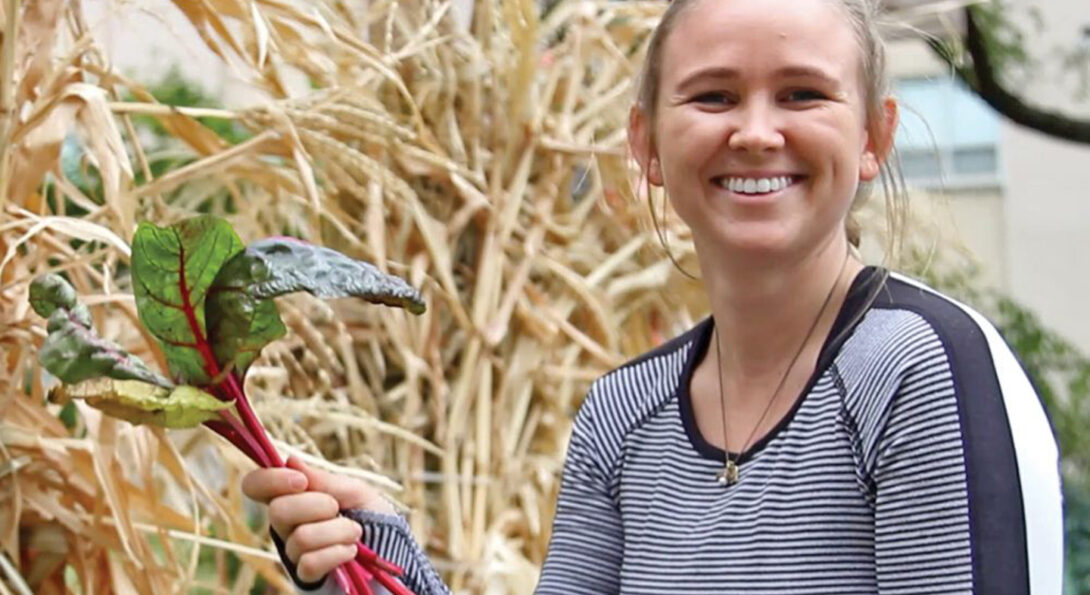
[714,175,804,196]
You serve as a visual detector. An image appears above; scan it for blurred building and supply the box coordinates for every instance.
[887,0,1090,352]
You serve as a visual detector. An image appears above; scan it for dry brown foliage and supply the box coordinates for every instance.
[0,1,970,593]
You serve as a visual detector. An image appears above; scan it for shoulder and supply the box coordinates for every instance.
[573,319,707,446]
[838,272,1007,381]
[832,271,1052,455]
[874,273,996,354]
[588,318,705,402]
[837,271,1058,467]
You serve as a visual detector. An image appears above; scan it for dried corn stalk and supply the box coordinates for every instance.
[0,1,972,593]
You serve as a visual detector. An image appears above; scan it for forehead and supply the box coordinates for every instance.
[661,0,862,87]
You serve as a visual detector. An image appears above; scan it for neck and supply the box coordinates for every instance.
[700,237,862,387]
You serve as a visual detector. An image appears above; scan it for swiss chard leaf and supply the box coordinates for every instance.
[206,237,425,378]
[50,378,231,429]
[30,274,172,388]
[131,216,244,385]
[205,281,286,381]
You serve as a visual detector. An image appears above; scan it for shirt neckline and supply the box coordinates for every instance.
[676,265,887,464]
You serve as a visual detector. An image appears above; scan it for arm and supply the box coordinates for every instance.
[866,319,1062,594]
[536,389,625,594]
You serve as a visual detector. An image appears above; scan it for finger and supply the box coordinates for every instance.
[241,468,308,504]
[285,517,363,564]
[295,543,358,584]
[286,456,392,513]
[267,491,340,539]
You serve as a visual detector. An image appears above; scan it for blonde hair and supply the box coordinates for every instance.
[635,0,907,261]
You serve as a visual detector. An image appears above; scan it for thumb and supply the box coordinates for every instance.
[285,456,378,511]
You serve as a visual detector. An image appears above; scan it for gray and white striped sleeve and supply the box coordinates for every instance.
[850,275,1063,594]
[537,385,625,594]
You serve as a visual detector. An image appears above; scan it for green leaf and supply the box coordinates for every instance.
[206,237,425,378]
[131,216,244,384]
[30,272,90,323]
[205,282,286,381]
[49,378,231,429]
[29,274,172,388]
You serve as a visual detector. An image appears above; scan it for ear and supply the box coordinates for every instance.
[860,97,898,182]
[628,105,664,186]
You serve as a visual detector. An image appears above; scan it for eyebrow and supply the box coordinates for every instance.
[675,65,840,92]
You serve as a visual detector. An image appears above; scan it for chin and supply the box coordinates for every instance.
[711,222,800,258]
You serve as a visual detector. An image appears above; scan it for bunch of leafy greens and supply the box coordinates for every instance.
[30,215,424,595]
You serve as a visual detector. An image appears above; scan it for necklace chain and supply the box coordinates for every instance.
[714,252,851,487]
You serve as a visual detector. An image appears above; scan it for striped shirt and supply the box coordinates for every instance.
[300,268,1063,594]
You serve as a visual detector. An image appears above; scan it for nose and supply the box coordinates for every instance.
[727,100,784,153]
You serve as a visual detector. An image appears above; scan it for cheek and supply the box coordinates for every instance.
[661,112,725,163]
[656,115,713,180]
[797,121,861,177]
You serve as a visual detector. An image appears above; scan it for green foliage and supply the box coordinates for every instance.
[34,215,425,437]
[207,236,428,378]
[50,379,230,429]
[131,216,246,384]
[46,68,251,214]
[969,2,1038,74]
[206,252,288,381]
[29,274,172,388]
[1066,484,1090,594]
[993,297,1090,488]
[127,69,250,213]
[130,66,252,150]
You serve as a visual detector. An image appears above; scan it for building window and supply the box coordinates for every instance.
[894,77,1002,189]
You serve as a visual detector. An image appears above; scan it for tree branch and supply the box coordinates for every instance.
[960,7,1090,144]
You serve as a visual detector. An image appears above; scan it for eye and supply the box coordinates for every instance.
[690,92,734,106]
[783,89,828,102]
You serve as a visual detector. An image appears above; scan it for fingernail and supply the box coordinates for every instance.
[289,474,307,491]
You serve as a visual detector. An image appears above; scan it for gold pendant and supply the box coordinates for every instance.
[716,460,739,486]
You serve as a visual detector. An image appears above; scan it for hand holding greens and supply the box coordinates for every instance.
[31,215,425,595]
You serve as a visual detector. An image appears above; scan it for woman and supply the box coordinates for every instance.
[243,0,1064,592]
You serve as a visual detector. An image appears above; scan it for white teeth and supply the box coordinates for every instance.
[721,176,793,195]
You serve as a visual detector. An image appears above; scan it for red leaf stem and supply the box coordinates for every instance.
[356,543,406,577]
[224,372,283,466]
[356,544,412,595]
[205,415,270,467]
[346,562,374,595]
[332,567,356,595]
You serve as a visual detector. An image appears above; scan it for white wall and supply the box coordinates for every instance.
[888,0,1090,353]
[1002,126,1090,351]
[995,0,1090,351]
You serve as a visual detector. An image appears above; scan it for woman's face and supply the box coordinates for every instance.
[632,0,895,260]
